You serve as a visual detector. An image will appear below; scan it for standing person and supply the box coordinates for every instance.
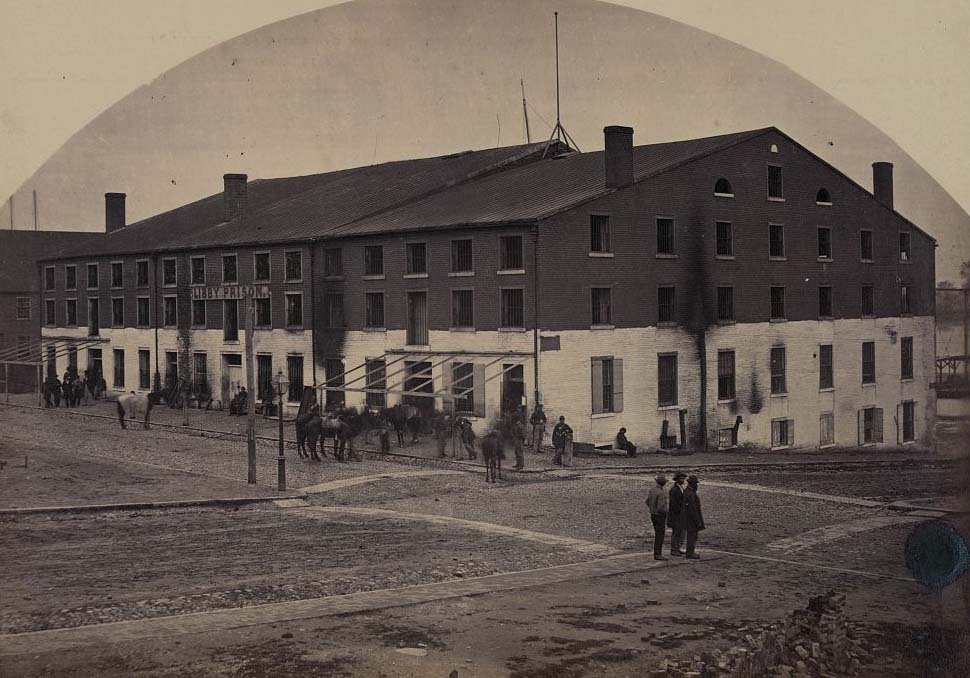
[668,472,687,556]
[683,475,706,559]
[528,404,547,450]
[511,414,525,470]
[433,412,450,458]
[551,416,572,466]
[645,474,669,560]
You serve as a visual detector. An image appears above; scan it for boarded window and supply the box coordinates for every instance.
[859,407,883,444]
[716,221,733,256]
[285,251,303,281]
[819,344,833,390]
[771,419,794,447]
[500,235,524,270]
[658,354,677,407]
[590,215,611,253]
[591,356,623,414]
[717,287,734,322]
[819,286,833,318]
[717,350,735,400]
[451,239,473,272]
[658,286,675,323]
[254,253,270,281]
[862,341,876,384]
[820,413,835,446]
[860,230,873,261]
[364,246,384,276]
[656,218,675,255]
[862,285,874,317]
[591,287,612,325]
[324,248,342,277]
[113,349,125,388]
[365,359,386,409]
[770,346,786,394]
[451,290,474,328]
[767,165,784,199]
[365,292,384,328]
[770,286,785,320]
[191,256,206,285]
[769,224,785,258]
[901,336,914,380]
[501,288,524,328]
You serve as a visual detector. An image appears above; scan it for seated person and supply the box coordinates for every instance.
[228,387,248,415]
[615,427,638,457]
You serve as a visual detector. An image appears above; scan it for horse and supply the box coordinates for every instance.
[324,408,365,462]
[295,408,320,459]
[379,404,421,447]
[116,391,161,430]
[481,431,505,483]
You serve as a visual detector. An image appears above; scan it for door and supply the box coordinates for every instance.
[222,354,242,404]
[88,348,103,383]
[286,355,304,403]
[406,292,428,346]
[257,355,273,403]
[501,364,525,415]
[403,360,434,414]
[165,351,178,389]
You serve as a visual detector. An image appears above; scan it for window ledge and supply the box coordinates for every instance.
[717,319,736,326]
[590,324,615,330]
[819,316,834,321]
[322,276,343,282]
[902,439,917,446]
[817,257,834,263]
[190,282,206,287]
[717,398,737,405]
[818,387,835,393]
[497,269,526,276]
[861,259,874,264]
[862,382,877,388]
[448,271,474,277]
[715,255,736,261]
[770,445,793,451]
[657,404,680,411]
[254,278,271,284]
[767,197,786,203]
[450,327,476,333]
[899,259,912,264]
[714,192,734,198]
[769,256,787,262]
[255,325,273,331]
[191,325,207,330]
[136,325,150,330]
[363,326,387,333]
[498,327,527,333]
[816,201,833,207]
[657,321,678,328]
[362,274,385,281]
[900,378,914,383]
[590,412,616,419]
[223,340,240,345]
[111,286,124,291]
[404,273,429,279]
[286,279,305,285]
[404,344,429,351]
[769,318,788,323]
[588,252,614,258]
[770,392,788,398]
[655,253,678,259]
[819,443,837,449]
[862,314,876,320]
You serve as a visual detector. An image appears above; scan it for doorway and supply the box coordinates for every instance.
[403,360,434,415]
[221,354,242,405]
[501,364,525,416]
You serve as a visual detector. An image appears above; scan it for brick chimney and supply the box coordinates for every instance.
[105,193,126,233]
[872,162,894,210]
[604,126,634,189]
[223,173,248,222]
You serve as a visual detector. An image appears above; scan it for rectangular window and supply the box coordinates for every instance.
[406,242,427,275]
[65,265,76,290]
[113,349,125,388]
[820,412,835,446]
[862,341,876,384]
[88,298,100,336]
[192,299,207,328]
[451,290,474,328]
[771,419,794,448]
[717,286,734,322]
[767,165,784,199]
[769,223,785,258]
[163,296,177,327]
[223,300,238,341]
[819,344,834,390]
[325,358,345,410]
[138,349,151,389]
[453,362,475,414]
[407,291,429,345]
[901,336,914,380]
[287,355,304,403]
[601,358,615,413]
[500,235,524,270]
[365,292,385,328]
[591,356,622,414]
[66,299,77,326]
[287,293,304,327]
[658,286,675,324]
[162,258,177,286]
[591,287,612,326]
[819,286,833,318]
[45,299,56,325]
[256,354,272,402]
[247,297,268,328]
[364,245,384,276]
[111,262,124,288]
[253,252,270,282]
[285,250,303,281]
[501,288,524,328]
[817,227,832,259]
[324,293,342,328]
[717,350,736,401]
[899,232,911,261]
[324,248,342,277]
[44,266,55,291]
[365,359,387,409]
[902,401,915,442]
[860,230,873,261]
[451,239,473,273]
[900,284,912,315]
[862,285,874,317]
[658,354,678,407]
[590,215,611,253]
[656,218,675,255]
[112,298,124,327]
[136,260,149,287]
[87,263,99,289]
[860,407,884,444]
[194,353,209,394]
[715,221,733,257]
[222,254,238,283]
[770,346,787,394]
[770,286,786,320]
[136,297,150,327]
[16,296,30,320]
[191,256,206,285]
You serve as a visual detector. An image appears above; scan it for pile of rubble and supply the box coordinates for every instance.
[650,591,889,677]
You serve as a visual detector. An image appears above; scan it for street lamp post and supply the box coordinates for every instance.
[271,370,290,492]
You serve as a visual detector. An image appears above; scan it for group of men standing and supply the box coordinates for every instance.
[645,472,706,560]
[526,404,575,467]
[42,370,105,408]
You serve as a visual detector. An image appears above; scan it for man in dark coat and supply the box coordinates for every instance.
[645,474,669,560]
[682,475,706,559]
[667,472,687,556]
[551,416,572,466]
[528,404,547,450]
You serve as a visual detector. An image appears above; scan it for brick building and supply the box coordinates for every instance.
[38,126,936,450]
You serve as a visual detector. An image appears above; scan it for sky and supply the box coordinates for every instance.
[1,0,968,281]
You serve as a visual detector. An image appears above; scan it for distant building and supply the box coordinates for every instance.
[37,126,935,450]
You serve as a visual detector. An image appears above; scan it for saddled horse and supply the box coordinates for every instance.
[116,391,162,430]
[295,407,364,462]
[480,431,505,483]
[379,404,421,447]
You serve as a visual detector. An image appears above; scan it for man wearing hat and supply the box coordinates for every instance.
[645,474,669,560]
[667,472,687,556]
[682,475,706,559]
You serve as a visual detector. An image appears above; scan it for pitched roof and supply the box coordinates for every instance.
[0,231,105,293]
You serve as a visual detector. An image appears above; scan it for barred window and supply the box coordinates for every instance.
[285,250,303,281]
[287,355,304,403]
[254,298,271,328]
[254,252,271,281]
[324,248,342,277]
[45,299,55,325]
[769,224,785,258]
[163,296,177,327]
[767,165,784,199]
[162,258,177,286]
[862,341,876,384]
[364,246,384,276]
[16,296,30,320]
[406,243,427,274]
[899,232,911,261]
[658,286,675,323]
[656,218,675,255]
[138,350,151,389]
[193,299,208,328]
[136,297,150,327]
[501,288,524,328]
[900,336,913,380]
[860,230,873,261]
[590,215,611,253]
[817,227,832,260]
[900,284,913,315]
[87,263,99,289]
[451,290,474,328]
[66,299,77,325]
[113,349,125,389]
[902,401,915,442]
[770,346,786,394]
[500,235,523,270]
[112,298,124,326]
[365,292,384,328]
[453,362,475,414]
[222,255,237,283]
[191,256,206,285]
[591,287,612,326]
[717,350,735,400]
[819,344,833,390]
[111,262,124,288]
[44,266,55,291]
[365,358,386,409]
[770,286,785,320]
[717,286,734,322]
[819,286,833,318]
[324,293,342,328]
[716,222,733,257]
[65,265,76,290]
[136,260,149,287]
[451,239,473,273]
[286,293,303,327]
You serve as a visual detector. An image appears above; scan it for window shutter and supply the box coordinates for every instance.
[591,358,603,414]
[914,401,922,442]
[857,410,864,445]
[787,419,795,447]
[612,358,624,413]
[896,403,902,444]
[874,408,884,443]
[440,361,453,414]
[473,363,486,418]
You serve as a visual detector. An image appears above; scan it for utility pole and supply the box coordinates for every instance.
[245,293,256,484]
[32,190,38,230]
[521,79,531,143]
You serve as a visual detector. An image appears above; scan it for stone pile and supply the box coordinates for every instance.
[650,591,888,677]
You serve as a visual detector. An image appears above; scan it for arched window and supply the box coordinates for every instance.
[770,144,779,154]
[714,178,734,196]
[816,188,832,204]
